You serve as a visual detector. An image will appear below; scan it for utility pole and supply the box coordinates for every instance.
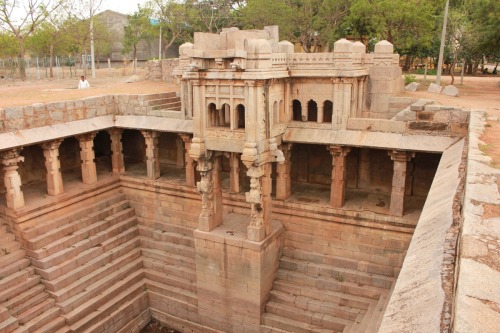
[90,18,96,79]
[435,0,450,86]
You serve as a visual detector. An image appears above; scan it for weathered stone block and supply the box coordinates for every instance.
[442,85,459,96]
[427,83,442,94]
[407,121,448,131]
[4,106,23,119]
[450,122,468,136]
[405,82,419,91]
[416,111,434,121]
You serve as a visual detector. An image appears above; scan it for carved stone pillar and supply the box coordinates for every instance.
[141,130,160,180]
[180,134,195,186]
[317,106,324,123]
[76,132,97,184]
[276,143,292,200]
[1,149,25,210]
[41,139,64,196]
[229,153,241,193]
[108,128,125,174]
[196,154,222,232]
[388,150,415,216]
[329,145,351,208]
[245,164,272,242]
[212,156,223,226]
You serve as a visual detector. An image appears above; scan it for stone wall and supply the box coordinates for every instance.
[145,59,179,83]
[379,138,466,333]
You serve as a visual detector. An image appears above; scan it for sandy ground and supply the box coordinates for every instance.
[1,69,499,165]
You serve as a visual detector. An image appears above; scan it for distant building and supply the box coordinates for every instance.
[95,10,179,63]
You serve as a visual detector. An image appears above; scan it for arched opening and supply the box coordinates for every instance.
[94,131,112,174]
[292,100,302,121]
[208,103,217,127]
[236,104,246,129]
[323,100,333,123]
[273,101,279,124]
[307,100,318,122]
[220,103,230,127]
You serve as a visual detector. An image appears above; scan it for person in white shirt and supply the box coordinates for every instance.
[78,75,90,89]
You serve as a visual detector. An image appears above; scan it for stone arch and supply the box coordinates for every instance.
[323,100,333,123]
[236,104,246,129]
[292,100,302,121]
[208,103,217,127]
[307,100,318,122]
[273,101,279,124]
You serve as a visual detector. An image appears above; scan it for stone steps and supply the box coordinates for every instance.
[151,101,182,111]
[0,316,19,333]
[84,292,149,333]
[16,298,56,325]
[0,249,26,270]
[58,257,144,314]
[147,96,180,106]
[145,270,197,301]
[137,217,194,237]
[64,270,144,325]
[283,247,397,278]
[280,256,395,289]
[50,249,142,303]
[22,191,126,241]
[31,213,137,269]
[67,278,146,332]
[262,313,334,333]
[139,237,195,262]
[0,258,30,278]
[141,247,196,271]
[26,198,131,255]
[35,227,139,282]
[0,272,40,304]
[139,225,194,248]
[143,258,196,284]
[115,308,150,333]
[2,285,46,315]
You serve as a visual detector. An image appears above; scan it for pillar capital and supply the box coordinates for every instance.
[76,131,97,142]
[328,145,351,157]
[1,149,24,167]
[388,150,415,162]
[141,130,160,139]
[107,128,124,136]
[40,138,63,151]
[179,133,192,143]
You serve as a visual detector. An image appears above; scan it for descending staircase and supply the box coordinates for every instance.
[262,227,406,333]
[19,190,148,333]
[0,221,67,333]
[139,217,198,322]
[146,92,181,112]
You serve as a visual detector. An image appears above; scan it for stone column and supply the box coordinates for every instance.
[245,164,272,242]
[229,153,241,193]
[180,134,196,186]
[141,130,160,180]
[388,150,415,216]
[212,156,223,226]
[276,143,292,200]
[108,128,125,174]
[317,106,324,123]
[196,154,222,231]
[76,132,97,184]
[329,145,351,208]
[1,149,25,210]
[41,139,64,196]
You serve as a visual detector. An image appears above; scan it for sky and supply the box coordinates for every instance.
[100,0,149,15]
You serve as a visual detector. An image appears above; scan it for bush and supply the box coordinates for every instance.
[404,74,417,85]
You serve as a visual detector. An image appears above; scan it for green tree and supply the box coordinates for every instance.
[123,7,156,73]
[0,0,64,80]
[146,0,194,57]
[0,31,18,58]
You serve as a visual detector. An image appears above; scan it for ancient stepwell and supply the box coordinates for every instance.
[0,26,493,333]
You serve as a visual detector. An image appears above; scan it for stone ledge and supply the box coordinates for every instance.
[454,110,500,333]
[379,138,465,333]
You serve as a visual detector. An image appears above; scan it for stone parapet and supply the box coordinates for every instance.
[454,111,500,333]
[145,59,179,83]
[0,92,182,135]
[379,138,466,333]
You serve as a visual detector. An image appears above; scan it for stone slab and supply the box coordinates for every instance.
[404,82,419,91]
[379,138,465,333]
[283,128,459,153]
[454,111,500,333]
[427,83,442,94]
[115,115,193,133]
[0,116,114,151]
[442,85,459,97]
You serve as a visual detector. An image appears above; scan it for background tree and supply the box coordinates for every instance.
[123,7,156,73]
[0,0,64,80]
[146,0,194,57]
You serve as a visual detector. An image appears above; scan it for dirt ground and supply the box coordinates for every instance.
[0,69,498,165]
[140,320,180,333]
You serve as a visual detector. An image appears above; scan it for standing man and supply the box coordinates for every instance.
[78,75,90,89]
